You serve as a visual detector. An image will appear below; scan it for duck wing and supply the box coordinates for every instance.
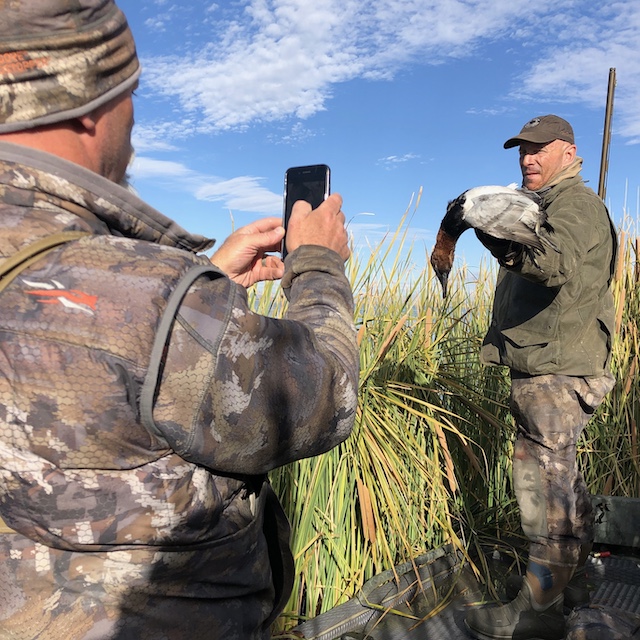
[463,186,558,252]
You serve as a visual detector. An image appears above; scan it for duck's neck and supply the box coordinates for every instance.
[440,202,469,241]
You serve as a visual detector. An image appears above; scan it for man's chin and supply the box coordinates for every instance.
[118,148,138,193]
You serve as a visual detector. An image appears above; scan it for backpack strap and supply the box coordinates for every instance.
[140,264,226,438]
[0,517,15,534]
[0,231,90,294]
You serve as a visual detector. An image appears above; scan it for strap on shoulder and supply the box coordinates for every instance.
[140,264,225,437]
[0,231,89,294]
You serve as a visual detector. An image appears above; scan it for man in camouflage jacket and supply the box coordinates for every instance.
[0,2,359,639]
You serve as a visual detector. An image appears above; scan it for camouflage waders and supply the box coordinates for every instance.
[510,371,615,592]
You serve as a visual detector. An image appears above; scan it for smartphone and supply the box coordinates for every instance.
[282,164,331,259]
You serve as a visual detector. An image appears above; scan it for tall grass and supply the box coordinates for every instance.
[249,211,639,633]
[581,228,640,497]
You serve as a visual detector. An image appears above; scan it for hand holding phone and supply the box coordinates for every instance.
[282,164,331,259]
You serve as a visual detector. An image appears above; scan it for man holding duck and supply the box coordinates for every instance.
[465,115,617,640]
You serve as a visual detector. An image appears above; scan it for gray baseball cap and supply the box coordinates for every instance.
[503,115,575,149]
[0,0,140,133]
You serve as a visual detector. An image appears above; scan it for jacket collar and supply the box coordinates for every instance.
[0,142,215,254]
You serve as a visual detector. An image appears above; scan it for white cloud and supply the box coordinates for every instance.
[131,157,193,179]
[378,154,420,169]
[347,220,434,266]
[268,122,317,145]
[130,157,282,214]
[348,221,390,250]
[196,176,283,213]
[139,0,569,130]
[133,0,640,144]
[132,127,180,153]
[509,3,640,142]
[144,17,166,32]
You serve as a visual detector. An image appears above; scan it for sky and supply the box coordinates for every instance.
[118,0,640,276]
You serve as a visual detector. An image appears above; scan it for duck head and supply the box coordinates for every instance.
[430,194,470,297]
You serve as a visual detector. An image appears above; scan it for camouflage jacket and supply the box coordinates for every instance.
[0,142,358,639]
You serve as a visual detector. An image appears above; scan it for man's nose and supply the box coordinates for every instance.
[520,154,534,166]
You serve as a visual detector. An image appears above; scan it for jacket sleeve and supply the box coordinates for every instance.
[505,190,607,288]
[151,245,359,475]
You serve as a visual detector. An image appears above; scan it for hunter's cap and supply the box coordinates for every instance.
[0,0,140,133]
[503,114,575,149]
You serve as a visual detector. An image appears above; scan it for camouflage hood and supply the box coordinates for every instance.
[0,141,214,253]
[0,0,140,133]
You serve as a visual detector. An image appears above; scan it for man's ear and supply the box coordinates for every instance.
[77,113,97,134]
[562,144,578,167]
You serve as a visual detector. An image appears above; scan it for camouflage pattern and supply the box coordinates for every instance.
[510,372,615,585]
[0,1,140,133]
[0,144,359,638]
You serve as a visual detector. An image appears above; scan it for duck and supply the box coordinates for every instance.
[430,184,560,296]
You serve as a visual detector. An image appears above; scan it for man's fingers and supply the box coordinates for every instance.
[291,200,312,218]
[242,216,284,234]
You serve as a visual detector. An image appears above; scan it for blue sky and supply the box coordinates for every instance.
[118,0,640,275]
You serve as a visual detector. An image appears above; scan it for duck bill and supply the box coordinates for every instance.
[437,272,449,298]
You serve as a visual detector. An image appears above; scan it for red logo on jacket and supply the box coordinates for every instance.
[23,279,97,315]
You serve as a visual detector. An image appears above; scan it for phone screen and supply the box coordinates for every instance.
[282,164,331,258]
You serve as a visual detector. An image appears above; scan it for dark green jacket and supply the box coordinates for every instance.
[481,174,617,376]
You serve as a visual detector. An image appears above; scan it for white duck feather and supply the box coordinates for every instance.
[430,184,560,296]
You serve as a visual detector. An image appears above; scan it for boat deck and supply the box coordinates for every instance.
[291,547,640,639]
[290,496,640,639]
